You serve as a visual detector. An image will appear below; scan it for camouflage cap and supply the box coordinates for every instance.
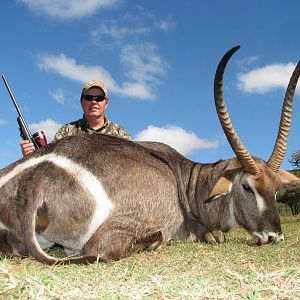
[81,80,109,99]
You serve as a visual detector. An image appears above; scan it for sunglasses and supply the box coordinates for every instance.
[83,94,106,102]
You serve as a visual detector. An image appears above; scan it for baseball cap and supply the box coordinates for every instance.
[80,80,108,100]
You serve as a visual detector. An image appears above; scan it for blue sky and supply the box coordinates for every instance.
[0,0,299,170]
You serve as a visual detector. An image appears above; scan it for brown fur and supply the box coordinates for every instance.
[0,49,299,264]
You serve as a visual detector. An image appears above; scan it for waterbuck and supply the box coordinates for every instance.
[0,46,299,264]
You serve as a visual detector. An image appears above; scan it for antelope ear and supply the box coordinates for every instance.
[204,170,238,203]
[278,169,300,188]
[208,176,233,201]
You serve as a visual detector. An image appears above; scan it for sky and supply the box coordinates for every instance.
[0,0,299,170]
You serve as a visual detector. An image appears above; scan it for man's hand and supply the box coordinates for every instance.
[20,140,35,156]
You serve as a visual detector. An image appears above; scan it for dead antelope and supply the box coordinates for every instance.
[0,46,299,264]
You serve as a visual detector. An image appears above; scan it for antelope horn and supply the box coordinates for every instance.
[214,46,260,175]
[267,60,300,172]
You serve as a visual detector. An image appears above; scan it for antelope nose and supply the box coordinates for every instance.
[268,233,284,243]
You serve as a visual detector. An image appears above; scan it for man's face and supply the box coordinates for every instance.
[81,87,108,120]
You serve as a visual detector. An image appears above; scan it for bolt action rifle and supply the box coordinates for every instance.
[2,74,47,148]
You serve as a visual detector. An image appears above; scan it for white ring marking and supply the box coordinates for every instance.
[0,154,113,250]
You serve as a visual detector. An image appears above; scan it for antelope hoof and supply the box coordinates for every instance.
[212,230,225,243]
[204,232,216,244]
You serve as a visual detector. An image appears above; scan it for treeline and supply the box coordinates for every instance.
[277,169,300,215]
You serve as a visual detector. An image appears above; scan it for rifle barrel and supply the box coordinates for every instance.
[1,75,24,119]
[1,74,38,147]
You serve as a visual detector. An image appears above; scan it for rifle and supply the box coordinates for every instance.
[2,75,47,148]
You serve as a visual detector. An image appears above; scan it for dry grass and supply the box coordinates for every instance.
[0,215,300,299]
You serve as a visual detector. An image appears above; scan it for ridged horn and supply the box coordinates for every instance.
[214,46,260,175]
[267,60,300,172]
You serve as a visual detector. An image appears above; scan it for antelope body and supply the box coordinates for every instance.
[0,46,299,264]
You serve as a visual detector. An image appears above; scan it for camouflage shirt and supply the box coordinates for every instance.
[53,117,131,141]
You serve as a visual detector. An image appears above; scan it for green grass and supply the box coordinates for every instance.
[1,215,300,299]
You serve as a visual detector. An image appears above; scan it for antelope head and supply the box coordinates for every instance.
[210,46,300,244]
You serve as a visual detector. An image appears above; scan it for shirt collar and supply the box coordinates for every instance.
[82,116,109,132]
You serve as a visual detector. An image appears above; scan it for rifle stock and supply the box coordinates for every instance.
[17,116,38,147]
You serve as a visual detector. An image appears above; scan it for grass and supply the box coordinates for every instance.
[0,215,300,299]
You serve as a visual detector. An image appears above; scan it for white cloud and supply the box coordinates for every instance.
[20,0,119,20]
[91,20,151,48]
[236,56,258,70]
[121,43,167,84]
[49,88,65,104]
[37,51,167,100]
[114,82,152,99]
[134,125,219,156]
[156,18,176,32]
[89,10,171,99]
[0,119,8,126]
[38,53,115,84]
[38,53,118,91]
[237,62,297,94]
[91,12,175,48]
[29,119,62,142]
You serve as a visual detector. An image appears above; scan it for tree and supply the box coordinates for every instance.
[289,149,300,168]
[277,188,300,215]
[277,153,300,215]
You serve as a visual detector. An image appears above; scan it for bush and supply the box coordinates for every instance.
[277,187,300,215]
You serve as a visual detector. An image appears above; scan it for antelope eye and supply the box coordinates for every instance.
[242,183,253,193]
